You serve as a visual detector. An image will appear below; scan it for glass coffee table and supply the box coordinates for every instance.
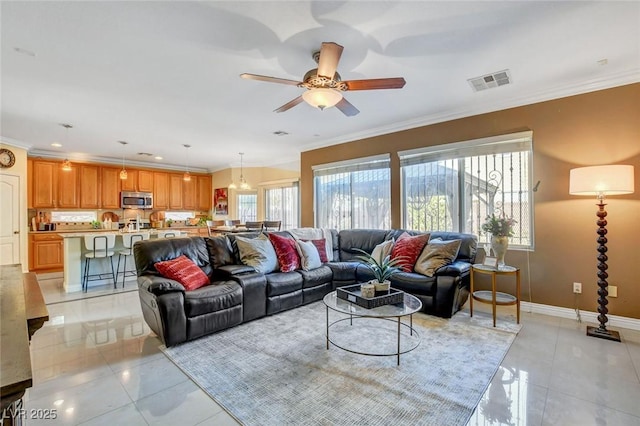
[323,290,422,365]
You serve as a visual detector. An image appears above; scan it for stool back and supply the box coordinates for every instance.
[84,234,116,257]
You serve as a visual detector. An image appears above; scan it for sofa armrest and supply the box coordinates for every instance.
[228,272,267,322]
[138,275,185,296]
[435,260,471,277]
[214,264,256,279]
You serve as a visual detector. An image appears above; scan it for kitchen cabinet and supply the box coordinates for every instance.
[101,167,121,209]
[57,166,79,208]
[79,165,100,209]
[29,233,63,272]
[183,177,197,210]
[153,172,169,210]
[120,169,137,192]
[197,175,212,212]
[138,170,154,192]
[169,174,184,209]
[32,160,57,208]
[27,159,33,209]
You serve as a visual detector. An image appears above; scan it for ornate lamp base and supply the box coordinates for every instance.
[587,325,621,342]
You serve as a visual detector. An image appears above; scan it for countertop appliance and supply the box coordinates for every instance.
[121,191,153,209]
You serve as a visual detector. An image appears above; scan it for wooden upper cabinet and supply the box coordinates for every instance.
[32,160,57,208]
[101,167,121,209]
[120,169,137,192]
[57,166,79,208]
[183,177,197,210]
[153,172,169,210]
[138,170,154,192]
[197,175,212,212]
[79,165,100,209]
[169,174,183,209]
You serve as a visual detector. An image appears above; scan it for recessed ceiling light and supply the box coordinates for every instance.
[14,47,36,57]
[51,143,62,147]
[155,156,163,160]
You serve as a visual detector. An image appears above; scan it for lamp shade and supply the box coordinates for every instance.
[302,88,342,110]
[569,165,634,196]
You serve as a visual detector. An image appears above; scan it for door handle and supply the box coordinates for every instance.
[13,230,20,234]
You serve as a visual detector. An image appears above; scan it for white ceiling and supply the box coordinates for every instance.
[2,1,639,172]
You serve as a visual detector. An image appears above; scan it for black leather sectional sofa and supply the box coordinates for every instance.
[134,229,477,346]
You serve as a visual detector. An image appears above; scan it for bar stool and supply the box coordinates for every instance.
[82,234,117,292]
[116,232,150,287]
[158,231,178,238]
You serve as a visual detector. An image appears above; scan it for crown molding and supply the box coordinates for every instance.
[0,136,32,150]
[28,149,210,174]
[300,70,640,153]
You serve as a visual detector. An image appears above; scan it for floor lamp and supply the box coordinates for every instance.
[569,164,634,342]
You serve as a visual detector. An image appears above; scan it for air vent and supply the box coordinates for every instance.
[468,69,512,92]
[273,130,289,136]
[137,152,153,156]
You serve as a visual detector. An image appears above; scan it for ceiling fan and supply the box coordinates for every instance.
[240,42,406,117]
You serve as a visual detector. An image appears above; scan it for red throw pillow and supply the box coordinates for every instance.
[268,233,301,272]
[390,232,431,272]
[154,255,210,291]
[303,238,329,263]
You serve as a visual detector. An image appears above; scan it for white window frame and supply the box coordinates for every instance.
[263,180,299,230]
[237,192,258,223]
[399,131,534,248]
[313,154,391,230]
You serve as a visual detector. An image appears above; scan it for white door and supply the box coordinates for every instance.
[0,174,20,265]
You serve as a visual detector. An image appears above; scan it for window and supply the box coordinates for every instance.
[314,155,391,230]
[237,193,257,223]
[265,183,299,230]
[165,211,194,221]
[400,131,533,248]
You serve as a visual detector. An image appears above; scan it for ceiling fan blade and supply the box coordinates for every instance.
[344,78,406,91]
[274,96,304,113]
[317,42,344,79]
[240,73,302,86]
[335,98,360,117]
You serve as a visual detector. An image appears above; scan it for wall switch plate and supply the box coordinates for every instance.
[609,285,618,298]
[573,282,582,294]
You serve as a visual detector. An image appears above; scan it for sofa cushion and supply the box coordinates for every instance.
[326,261,360,283]
[370,239,394,263]
[338,229,388,261]
[430,231,477,263]
[134,237,211,277]
[235,234,278,274]
[154,255,210,291]
[303,239,329,263]
[266,272,303,297]
[390,272,437,295]
[268,233,300,272]
[205,236,235,268]
[297,265,333,289]
[390,232,430,272]
[184,281,243,317]
[296,240,322,270]
[415,239,462,277]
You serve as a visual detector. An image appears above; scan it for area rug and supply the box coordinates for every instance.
[162,302,518,426]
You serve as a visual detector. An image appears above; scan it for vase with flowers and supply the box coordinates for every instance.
[481,214,516,267]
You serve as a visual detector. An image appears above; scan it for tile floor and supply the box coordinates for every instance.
[23,275,640,425]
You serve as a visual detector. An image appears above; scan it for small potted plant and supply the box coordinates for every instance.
[90,220,101,230]
[353,248,405,296]
[481,213,516,266]
[166,219,173,228]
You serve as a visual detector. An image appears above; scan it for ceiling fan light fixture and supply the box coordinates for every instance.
[302,88,342,110]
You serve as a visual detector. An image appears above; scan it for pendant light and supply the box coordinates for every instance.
[183,144,191,182]
[60,123,73,171]
[239,152,250,190]
[118,141,128,180]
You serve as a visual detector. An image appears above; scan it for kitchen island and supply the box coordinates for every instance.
[59,230,186,293]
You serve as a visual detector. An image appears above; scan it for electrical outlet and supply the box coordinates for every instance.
[609,285,618,298]
[573,282,582,294]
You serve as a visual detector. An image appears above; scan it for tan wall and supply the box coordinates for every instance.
[0,143,29,271]
[301,83,640,319]
[211,167,300,220]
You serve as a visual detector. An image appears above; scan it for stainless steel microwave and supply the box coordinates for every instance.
[121,191,153,209]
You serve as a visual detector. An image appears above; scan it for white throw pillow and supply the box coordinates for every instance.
[235,234,278,274]
[296,240,322,271]
[370,239,394,263]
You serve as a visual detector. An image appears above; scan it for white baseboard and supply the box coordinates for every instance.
[520,301,640,332]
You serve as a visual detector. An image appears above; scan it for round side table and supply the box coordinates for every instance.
[470,264,520,327]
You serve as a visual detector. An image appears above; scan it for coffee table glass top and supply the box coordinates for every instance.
[323,290,422,318]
